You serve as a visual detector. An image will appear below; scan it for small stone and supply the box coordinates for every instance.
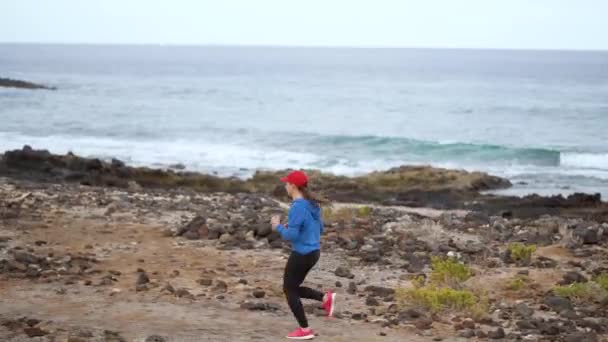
[574,226,600,244]
[398,308,423,321]
[162,283,175,294]
[13,251,39,265]
[214,280,228,292]
[335,281,343,288]
[219,233,234,244]
[335,266,354,279]
[7,260,27,272]
[347,281,357,294]
[366,296,380,306]
[24,327,48,337]
[488,328,505,339]
[238,278,248,285]
[460,318,475,330]
[559,271,588,285]
[476,330,488,338]
[560,309,579,319]
[414,318,433,330]
[539,322,560,336]
[564,332,599,342]
[104,330,127,342]
[145,335,167,342]
[544,296,573,313]
[351,312,365,320]
[175,288,194,299]
[26,318,41,327]
[364,285,395,298]
[516,320,537,330]
[253,289,266,298]
[136,271,150,286]
[379,331,387,336]
[514,303,534,318]
[197,278,213,286]
[241,302,268,311]
[459,329,476,338]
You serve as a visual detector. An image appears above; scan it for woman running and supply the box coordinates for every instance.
[271,170,336,340]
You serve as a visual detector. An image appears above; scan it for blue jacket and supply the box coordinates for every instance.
[276,198,323,254]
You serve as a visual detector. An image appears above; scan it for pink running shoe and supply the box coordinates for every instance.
[286,327,315,340]
[322,290,337,317]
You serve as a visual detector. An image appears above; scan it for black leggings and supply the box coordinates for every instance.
[283,250,324,328]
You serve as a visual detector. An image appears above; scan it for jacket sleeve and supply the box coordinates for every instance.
[277,203,305,241]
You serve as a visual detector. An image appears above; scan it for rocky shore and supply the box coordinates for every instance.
[1,146,607,341]
[0,78,56,90]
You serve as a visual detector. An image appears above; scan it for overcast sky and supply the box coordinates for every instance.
[1,0,607,50]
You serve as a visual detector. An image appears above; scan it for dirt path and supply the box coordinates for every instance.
[0,281,432,341]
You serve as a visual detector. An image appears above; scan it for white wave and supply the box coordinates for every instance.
[560,152,608,170]
[0,132,320,176]
[3,132,608,188]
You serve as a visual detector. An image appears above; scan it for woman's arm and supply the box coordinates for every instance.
[277,203,305,241]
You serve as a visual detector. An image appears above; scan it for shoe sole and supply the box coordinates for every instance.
[286,335,315,340]
[328,292,336,317]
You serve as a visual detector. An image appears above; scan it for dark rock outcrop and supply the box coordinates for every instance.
[0,78,56,90]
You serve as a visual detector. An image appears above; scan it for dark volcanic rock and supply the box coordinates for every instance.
[564,331,599,342]
[487,328,505,339]
[574,226,600,244]
[253,289,266,299]
[559,271,588,285]
[0,78,56,90]
[335,266,354,279]
[544,296,574,313]
[176,215,208,240]
[514,303,534,318]
[24,327,48,337]
[364,285,395,298]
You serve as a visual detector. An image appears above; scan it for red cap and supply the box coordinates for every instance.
[280,170,308,188]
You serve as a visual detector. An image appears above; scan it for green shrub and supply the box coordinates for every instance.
[594,273,608,292]
[396,286,486,317]
[429,256,472,287]
[357,206,373,217]
[507,243,537,263]
[553,282,596,301]
[505,276,528,291]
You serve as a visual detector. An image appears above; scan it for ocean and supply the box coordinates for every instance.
[1,44,607,198]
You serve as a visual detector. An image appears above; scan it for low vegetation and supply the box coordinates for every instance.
[507,243,537,264]
[396,257,486,317]
[553,273,608,303]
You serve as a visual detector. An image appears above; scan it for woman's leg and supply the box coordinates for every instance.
[297,250,324,301]
[283,250,323,328]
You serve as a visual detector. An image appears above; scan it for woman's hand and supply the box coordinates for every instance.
[271,215,281,230]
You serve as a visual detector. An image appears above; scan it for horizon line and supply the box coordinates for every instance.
[1,41,607,53]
